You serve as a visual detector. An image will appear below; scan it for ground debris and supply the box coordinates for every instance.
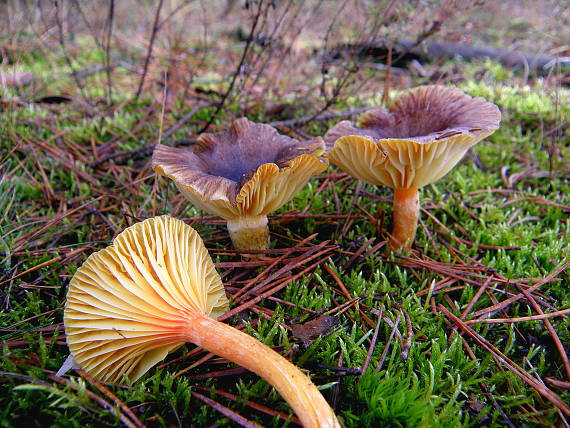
[291,314,339,345]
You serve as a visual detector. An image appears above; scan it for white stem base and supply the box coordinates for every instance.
[227,215,269,251]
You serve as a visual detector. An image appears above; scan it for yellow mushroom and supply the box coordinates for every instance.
[325,85,501,250]
[64,216,340,428]
[152,118,327,252]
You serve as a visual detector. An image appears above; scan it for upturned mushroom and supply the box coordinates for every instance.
[64,216,340,428]
[152,118,327,251]
[324,85,501,249]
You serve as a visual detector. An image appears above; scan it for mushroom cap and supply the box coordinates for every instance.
[153,118,328,220]
[64,216,229,383]
[325,85,501,189]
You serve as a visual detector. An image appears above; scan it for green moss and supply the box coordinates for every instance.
[1,40,567,427]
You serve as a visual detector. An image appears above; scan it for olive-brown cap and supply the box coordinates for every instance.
[64,216,229,383]
[325,85,501,189]
[152,118,328,220]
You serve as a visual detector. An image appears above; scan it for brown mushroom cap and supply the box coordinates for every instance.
[64,216,229,383]
[326,85,501,189]
[153,118,327,219]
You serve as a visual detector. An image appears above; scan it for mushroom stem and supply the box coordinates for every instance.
[391,187,420,250]
[185,312,341,428]
[227,215,269,251]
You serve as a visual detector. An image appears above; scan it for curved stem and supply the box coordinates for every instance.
[185,313,340,428]
[390,187,420,250]
[227,215,269,251]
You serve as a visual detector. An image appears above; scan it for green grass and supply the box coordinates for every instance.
[1,49,569,428]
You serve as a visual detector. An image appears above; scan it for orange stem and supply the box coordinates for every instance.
[185,313,340,428]
[390,187,419,250]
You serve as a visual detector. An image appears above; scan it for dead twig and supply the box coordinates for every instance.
[192,385,301,425]
[514,283,570,381]
[53,0,88,102]
[268,106,372,128]
[439,305,570,417]
[361,307,383,377]
[104,0,115,105]
[466,308,570,324]
[76,369,145,428]
[191,392,264,428]
[400,307,412,360]
[375,312,401,374]
[198,0,266,133]
[134,0,164,101]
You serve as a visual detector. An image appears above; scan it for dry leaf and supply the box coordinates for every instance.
[291,315,339,345]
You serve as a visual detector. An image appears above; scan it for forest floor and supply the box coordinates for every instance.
[0,1,569,427]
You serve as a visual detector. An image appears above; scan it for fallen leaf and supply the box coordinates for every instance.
[291,315,338,345]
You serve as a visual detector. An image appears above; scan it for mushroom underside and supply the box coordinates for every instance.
[329,134,484,189]
[64,216,341,427]
[65,216,229,383]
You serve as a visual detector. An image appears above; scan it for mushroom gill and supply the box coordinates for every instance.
[325,85,501,249]
[153,118,327,252]
[64,216,340,428]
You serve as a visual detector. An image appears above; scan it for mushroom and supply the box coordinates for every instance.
[64,216,340,428]
[324,85,501,249]
[152,118,327,251]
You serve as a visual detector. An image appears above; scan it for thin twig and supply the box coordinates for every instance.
[439,305,570,417]
[514,283,570,380]
[53,0,88,101]
[400,308,412,360]
[268,106,372,128]
[76,369,145,428]
[470,261,570,318]
[218,254,333,323]
[191,392,264,428]
[197,0,265,133]
[466,308,570,324]
[134,0,164,101]
[375,313,401,374]
[49,374,141,428]
[104,0,115,105]
[361,307,383,377]
[192,385,301,425]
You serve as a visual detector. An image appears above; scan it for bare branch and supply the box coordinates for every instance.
[134,0,165,102]
[198,0,267,133]
[104,0,115,105]
[53,0,88,101]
